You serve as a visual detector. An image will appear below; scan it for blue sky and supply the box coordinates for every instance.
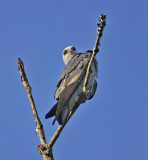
[0,0,148,159]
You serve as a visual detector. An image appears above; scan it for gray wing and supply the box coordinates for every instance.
[53,52,94,123]
[54,52,93,100]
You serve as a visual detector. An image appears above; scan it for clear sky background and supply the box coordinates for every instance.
[0,0,148,160]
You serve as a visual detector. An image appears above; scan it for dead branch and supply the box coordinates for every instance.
[83,14,106,93]
[17,58,53,160]
[48,111,72,148]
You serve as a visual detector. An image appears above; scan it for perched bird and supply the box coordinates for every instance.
[45,46,98,126]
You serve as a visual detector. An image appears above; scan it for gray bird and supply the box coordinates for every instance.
[45,46,98,126]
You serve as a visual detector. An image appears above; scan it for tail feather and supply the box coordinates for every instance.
[52,114,62,125]
[45,103,58,119]
[52,118,56,125]
[52,108,69,126]
[45,102,69,126]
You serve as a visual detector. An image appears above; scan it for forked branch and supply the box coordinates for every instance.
[17,14,106,160]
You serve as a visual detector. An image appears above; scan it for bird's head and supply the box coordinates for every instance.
[63,46,78,64]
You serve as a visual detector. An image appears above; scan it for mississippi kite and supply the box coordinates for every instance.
[45,46,98,126]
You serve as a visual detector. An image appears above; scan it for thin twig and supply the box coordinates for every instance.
[48,111,73,148]
[83,14,106,93]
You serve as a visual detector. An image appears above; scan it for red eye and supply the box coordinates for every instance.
[63,50,68,55]
[71,47,76,51]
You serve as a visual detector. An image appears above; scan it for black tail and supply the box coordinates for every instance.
[45,103,58,119]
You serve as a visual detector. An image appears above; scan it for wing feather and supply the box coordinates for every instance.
[54,52,92,100]
[53,51,95,124]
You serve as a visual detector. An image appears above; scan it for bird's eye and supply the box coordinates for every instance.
[63,50,68,55]
[71,47,76,51]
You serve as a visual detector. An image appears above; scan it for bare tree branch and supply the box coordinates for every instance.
[48,111,72,148]
[17,58,54,160]
[83,14,106,93]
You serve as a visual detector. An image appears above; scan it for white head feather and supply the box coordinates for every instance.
[63,46,78,64]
